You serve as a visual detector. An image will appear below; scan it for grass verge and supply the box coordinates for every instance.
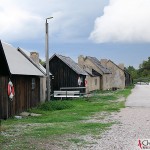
[0,86,133,150]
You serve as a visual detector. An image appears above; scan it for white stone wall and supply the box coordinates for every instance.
[107,61,125,89]
[86,76,100,93]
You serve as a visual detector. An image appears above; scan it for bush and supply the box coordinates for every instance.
[38,100,74,111]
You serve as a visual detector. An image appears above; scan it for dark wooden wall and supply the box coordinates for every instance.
[49,56,86,92]
[125,72,132,86]
[0,75,40,119]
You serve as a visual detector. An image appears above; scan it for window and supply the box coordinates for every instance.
[95,79,97,85]
[32,78,35,90]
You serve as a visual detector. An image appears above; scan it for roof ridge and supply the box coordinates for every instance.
[87,56,111,74]
[53,54,87,75]
[107,60,124,71]
[18,47,46,75]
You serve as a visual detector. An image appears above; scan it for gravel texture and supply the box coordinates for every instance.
[79,107,150,150]
[76,84,150,150]
[126,84,150,107]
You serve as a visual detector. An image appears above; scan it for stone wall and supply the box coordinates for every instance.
[86,76,100,93]
[78,55,112,91]
[105,61,125,89]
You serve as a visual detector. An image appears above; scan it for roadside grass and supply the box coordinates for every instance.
[24,122,113,138]
[0,86,133,149]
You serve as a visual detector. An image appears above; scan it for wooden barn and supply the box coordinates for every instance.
[49,54,87,93]
[0,41,45,119]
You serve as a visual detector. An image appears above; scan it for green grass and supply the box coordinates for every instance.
[24,122,112,138]
[0,87,133,149]
[37,100,74,111]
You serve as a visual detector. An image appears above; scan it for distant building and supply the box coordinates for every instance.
[100,59,126,89]
[124,69,132,87]
[83,67,101,93]
[78,55,112,91]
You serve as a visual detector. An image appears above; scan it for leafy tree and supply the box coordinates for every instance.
[126,66,138,79]
[126,57,150,80]
[138,57,150,78]
[39,59,45,66]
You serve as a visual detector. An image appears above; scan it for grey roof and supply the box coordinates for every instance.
[18,47,52,75]
[87,56,111,74]
[84,67,93,76]
[1,41,45,76]
[84,67,101,77]
[51,54,88,75]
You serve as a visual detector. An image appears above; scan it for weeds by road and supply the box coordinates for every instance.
[0,86,133,150]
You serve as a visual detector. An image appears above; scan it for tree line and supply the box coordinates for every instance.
[126,57,150,81]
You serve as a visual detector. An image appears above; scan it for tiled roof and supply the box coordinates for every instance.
[87,56,111,74]
[51,54,88,75]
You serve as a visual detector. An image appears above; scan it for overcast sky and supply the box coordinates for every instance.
[0,0,150,68]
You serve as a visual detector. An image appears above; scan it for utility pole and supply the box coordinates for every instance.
[45,17,53,101]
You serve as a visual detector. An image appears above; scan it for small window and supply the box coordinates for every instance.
[95,79,97,85]
[32,78,36,90]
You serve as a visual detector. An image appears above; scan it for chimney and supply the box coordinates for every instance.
[78,55,85,68]
[118,63,124,70]
[100,59,108,67]
[30,52,39,66]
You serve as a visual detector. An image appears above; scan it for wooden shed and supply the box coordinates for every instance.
[0,41,45,119]
[49,54,87,93]
[124,69,132,86]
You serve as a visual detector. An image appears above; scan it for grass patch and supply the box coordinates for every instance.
[37,100,74,111]
[115,85,134,98]
[24,122,112,138]
[1,87,133,149]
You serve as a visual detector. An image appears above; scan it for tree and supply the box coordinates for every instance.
[138,57,150,78]
[39,59,45,66]
[126,66,138,79]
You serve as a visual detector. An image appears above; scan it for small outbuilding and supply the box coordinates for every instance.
[124,69,132,87]
[49,54,87,93]
[0,41,45,119]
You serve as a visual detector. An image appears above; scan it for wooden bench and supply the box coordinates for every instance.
[54,91,80,98]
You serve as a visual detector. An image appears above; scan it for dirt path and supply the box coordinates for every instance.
[72,85,150,150]
[76,107,150,150]
[126,84,150,107]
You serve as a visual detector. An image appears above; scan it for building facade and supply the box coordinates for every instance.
[0,41,45,119]
[78,55,112,91]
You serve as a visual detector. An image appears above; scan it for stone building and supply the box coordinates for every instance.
[84,67,101,93]
[78,55,112,91]
[100,59,125,89]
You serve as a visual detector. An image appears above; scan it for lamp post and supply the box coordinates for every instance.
[45,17,53,101]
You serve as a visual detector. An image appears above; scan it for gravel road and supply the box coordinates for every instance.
[126,84,150,107]
[76,85,150,150]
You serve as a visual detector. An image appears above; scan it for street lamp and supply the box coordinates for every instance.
[45,17,53,101]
